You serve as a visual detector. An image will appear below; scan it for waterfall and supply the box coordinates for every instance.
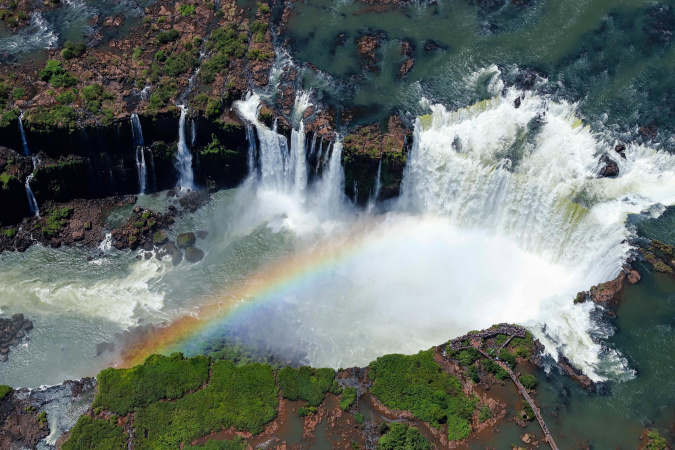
[316,140,345,208]
[397,88,675,380]
[175,105,195,191]
[130,113,147,194]
[234,92,311,192]
[368,158,382,209]
[191,119,197,147]
[18,111,29,156]
[25,174,39,216]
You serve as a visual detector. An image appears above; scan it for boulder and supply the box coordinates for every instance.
[185,246,205,263]
[598,153,619,178]
[176,232,196,248]
[72,231,84,241]
[152,230,169,246]
[614,143,626,159]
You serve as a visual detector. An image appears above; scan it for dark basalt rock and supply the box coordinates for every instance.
[185,246,205,263]
[639,124,659,141]
[177,232,196,248]
[597,153,619,178]
[0,314,33,362]
[614,143,627,158]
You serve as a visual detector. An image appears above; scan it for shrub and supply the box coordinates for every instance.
[298,406,316,417]
[0,385,12,400]
[210,25,248,58]
[3,228,16,239]
[258,3,270,14]
[369,349,475,438]
[61,41,86,60]
[498,350,517,367]
[12,87,24,100]
[154,50,167,62]
[353,412,365,424]
[164,52,197,77]
[478,404,492,422]
[521,400,534,421]
[92,353,210,415]
[39,60,78,88]
[61,416,127,450]
[157,29,180,44]
[519,374,538,390]
[447,414,471,441]
[24,106,78,132]
[482,359,509,380]
[178,3,196,16]
[454,348,480,366]
[277,366,338,406]
[339,386,357,411]
[646,430,667,450]
[43,207,73,236]
[201,54,229,84]
[132,47,143,62]
[378,423,430,450]
[56,91,76,104]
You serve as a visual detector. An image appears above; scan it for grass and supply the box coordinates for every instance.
[61,416,127,450]
[277,366,341,406]
[92,352,210,415]
[369,349,476,440]
[378,423,430,450]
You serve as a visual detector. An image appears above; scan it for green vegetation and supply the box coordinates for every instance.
[157,29,180,44]
[211,25,248,58]
[93,353,210,415]
[133,361,278,447]
[452,348,481,366]
[646,430,668,450]
[353,412,365,424]
[250,20,267,43]
[12,87,24,100]
[369,349,476,440]
[81,83,115,114]
[154,50,167,62]
[0,385,12,400]
[132,47,144,62]
[519,374,538,390]
[61,416,127,450]
[184,437,247,450]
[24,105,78,132]
[56,91,76,105]
[521,400,535,421]
[147,80,178,112]
[43,207,73,236]
[339,386,357,411]
[378,423,430,450]
[4,228,17,239]
[201,54,228,84]
[0,108,19,127]
[498,349,517,367]
[277,366,340,406]
[178,3,196,16]
[482,359,509,381]
[61,41,86,60]
[478,404,492,422]
[39,60,78,88]
[164,52,197,77]
[298,406,316,417]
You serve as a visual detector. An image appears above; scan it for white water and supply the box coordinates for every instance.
[175,106,195,191]
[130,113,147,194]
[0,13,57,56]
[18,111,29,156]
[25,173,39,216]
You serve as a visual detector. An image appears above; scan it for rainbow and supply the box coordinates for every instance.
[120,220,380,367]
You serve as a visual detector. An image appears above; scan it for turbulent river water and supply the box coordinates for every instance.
[2,0,675,447]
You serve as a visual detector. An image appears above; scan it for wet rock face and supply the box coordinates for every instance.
[557,355,596,392]
[0,314,33,362]
[597,153,619,178]
[398,40,415,79]
[342,115,410,204]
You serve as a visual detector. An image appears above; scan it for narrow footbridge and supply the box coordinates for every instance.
[448,326,559,450]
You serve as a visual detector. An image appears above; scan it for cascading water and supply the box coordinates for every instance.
[175,105,195,191]
[18,111,29,156]
[130,113,147,194]
[25,173,39,216]
[367,158,382,210]
[191,119,197,147]
[393,87,675,380]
